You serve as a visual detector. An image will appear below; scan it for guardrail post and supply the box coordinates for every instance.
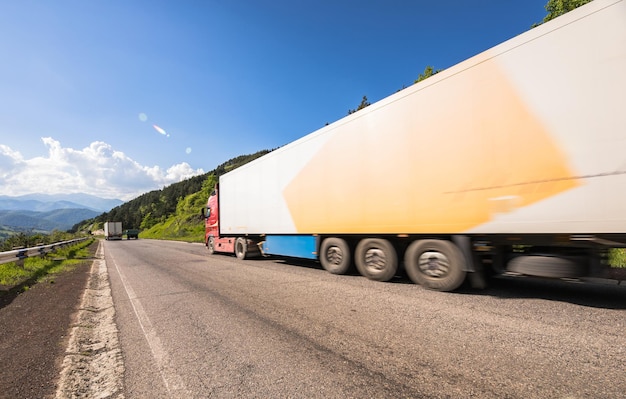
[13,247,26,268]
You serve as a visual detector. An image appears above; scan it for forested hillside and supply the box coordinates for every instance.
[72,150,271,240]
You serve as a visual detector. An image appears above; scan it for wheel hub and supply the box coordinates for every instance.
[326,246,343,265]
[365,248,386,271]
[418,251,449,278]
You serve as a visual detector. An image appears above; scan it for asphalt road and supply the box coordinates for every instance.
[103,239,625,398]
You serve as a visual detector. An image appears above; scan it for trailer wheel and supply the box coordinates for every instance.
[355,238,397,282]
[207,237,215,255]
[235,237,248,260]
[404,239,466,291]
[320,238,352,275]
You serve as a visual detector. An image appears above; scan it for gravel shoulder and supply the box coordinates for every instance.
[0,240,97,399]
[55,242,124,398]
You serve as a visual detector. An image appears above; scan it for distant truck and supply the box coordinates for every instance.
[124,229,140,240]
[104,222,123,240]
[202,0,626,291]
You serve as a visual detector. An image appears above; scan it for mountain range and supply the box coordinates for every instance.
[0,194,123,234]
[0,193,123,212]
[0,208,102,232]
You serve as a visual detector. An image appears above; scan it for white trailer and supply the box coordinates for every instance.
[104,221,123,240]
[207,0,626,291]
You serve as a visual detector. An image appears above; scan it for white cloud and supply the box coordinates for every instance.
[0,138,205,201]
[0,144,25,179]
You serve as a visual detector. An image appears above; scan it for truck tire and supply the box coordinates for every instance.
[355,238,397,282]
[320,237,352,275]
[404,239,466,292]
[207,237,215,255]
[235,237,248,260]
[507,255,586,278]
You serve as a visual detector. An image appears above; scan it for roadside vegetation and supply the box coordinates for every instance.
[0,230,79,252]
[0,238,96,289]
[139,181,213,242]
[609,248,626,268]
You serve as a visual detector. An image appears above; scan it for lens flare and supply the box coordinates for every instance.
[153,124,169,137]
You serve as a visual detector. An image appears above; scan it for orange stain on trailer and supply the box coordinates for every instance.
[283,61,579,234]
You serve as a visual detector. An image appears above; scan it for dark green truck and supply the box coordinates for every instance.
[124,229,140,240]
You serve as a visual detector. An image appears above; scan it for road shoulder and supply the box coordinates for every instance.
[55,241,125,398]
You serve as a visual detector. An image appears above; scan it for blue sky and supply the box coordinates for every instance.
[0,0,549,201]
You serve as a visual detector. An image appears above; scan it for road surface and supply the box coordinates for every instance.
[100,239,625,398]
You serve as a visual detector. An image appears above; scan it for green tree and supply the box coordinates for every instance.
[348,95,371,115]
[414,65,442,84]
[536,0,593,25]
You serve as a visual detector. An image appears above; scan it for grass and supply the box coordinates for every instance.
[140,214,204,243]
[608,248,626,268]
[0,238,96,287]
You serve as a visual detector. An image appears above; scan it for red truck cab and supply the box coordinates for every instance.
[202,186,261,259]
[203,187,233,254]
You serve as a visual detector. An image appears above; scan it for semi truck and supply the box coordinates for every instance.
[104,221,123,240]
[202,0,626,291]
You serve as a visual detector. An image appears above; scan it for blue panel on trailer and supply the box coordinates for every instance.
[263,235,318,259]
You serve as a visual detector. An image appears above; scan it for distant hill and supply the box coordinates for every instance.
[0,193,123,212]
[0,208,101,233]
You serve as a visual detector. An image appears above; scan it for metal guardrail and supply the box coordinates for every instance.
[0,238,89,266]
